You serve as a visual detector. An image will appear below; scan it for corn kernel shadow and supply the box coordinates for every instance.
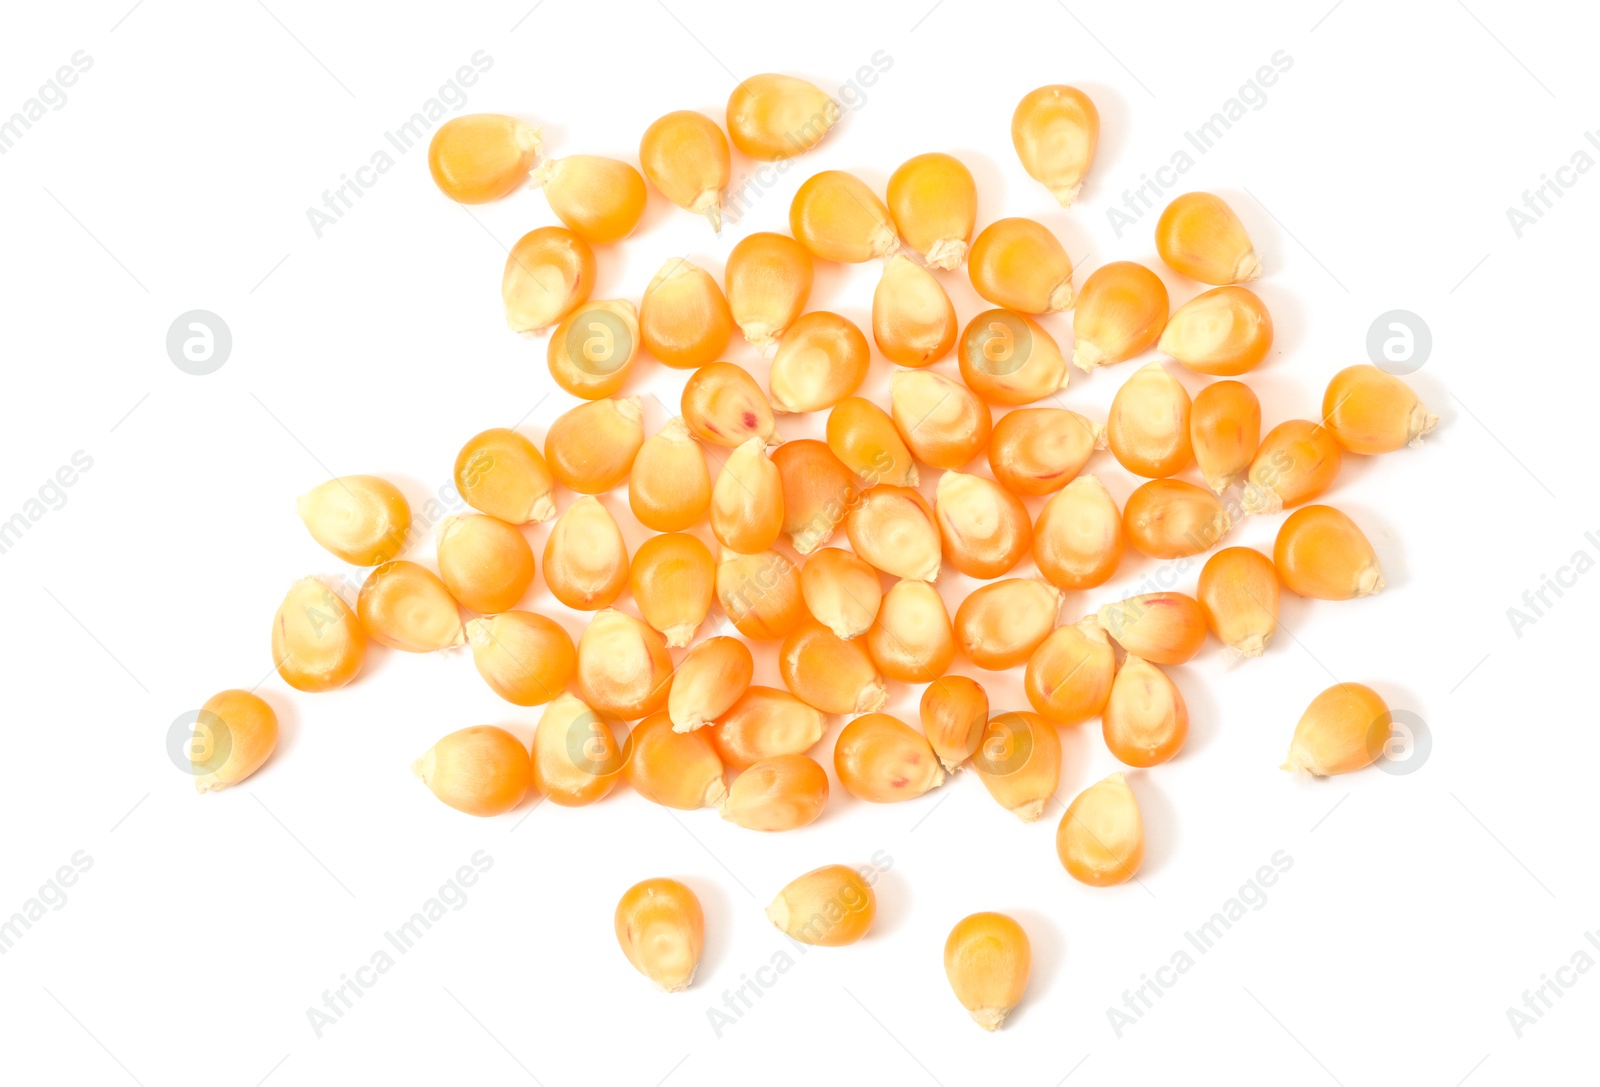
[1006,907,1066,1015]
[1128,769,1178,877]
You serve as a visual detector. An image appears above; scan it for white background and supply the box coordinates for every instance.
[1,0,1594,1084]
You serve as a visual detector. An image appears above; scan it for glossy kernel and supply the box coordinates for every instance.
[532,692,624,806]
[887,152,977,269]
[626,712,727,808]
[845,485,942,582]
[720,754,829,831]
[1024,616,1115,726]
[800,547,882,640]
[668,636,754,732]
[711,686,826,770]
[1155,192,1260,285]
[576,609,673,720]
[890,370,991,470]
[544,397,645,494]
[1108,362,1193,478]
[935,472,1031,579]
[959,309,1070,406]
[968,217,1074,314]
[413,726,530,817]
[427,114,540,204]
[455,429,556,525]
[790,170,898,263]
[630,532,715,646]
[766,864,875,946]
[543,497,629,611]
[530,155,646,243]
[772,440,860,554]
[1190,380,1261,493]
[873,255,958,367]
[716,549,805,641]
[1033,475,1124,590]
[630,418,712,532]
[357,561,464,652]
[192,690,278,793]
[1274,505,1385,600]
[1072,261,1169,371]
[502,226,595,334]
[615,878,704,992]
[710,438,784,553]
[1282,683,1392,776]
[297,475,410,566]
[1096,591,1206,665]
[272,578,365,693]
[1056,772,1143,886]
[1103,655,1189,767]
[973,711,1061,822]
[1160,286,1273,376]
[548,299,641,400]
[1322,365,1438,454]
[639,110,730,229]
[725,232,813,351]
[1198,547,1279,657]
[954,578,1062,670]
[827,397,918,488]
[465,611,576,706]
[1123,479,1232,559]
[779,619,887,714]
[436,514,535,614]
[769,311,870,413]
[1012,85,1099,206]
[641,260,734,370]
[945,913,1031,1031]
[834,712,945,803]
[1242,420,1342,515]
[921,676,988,771]
[682,361,781,448]
[727,73,839,160]
[988,408,1101,497]
[866,580,955,683]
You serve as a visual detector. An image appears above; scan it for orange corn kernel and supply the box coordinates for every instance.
[639,110,730,229]
[1198,546,1278,657]
[889,370,991,470]
[1123,479,1232,559]
[945,912,1031,1031]
[873,255,958,367]
[800,547,882,640]
[669,636,754,732]
[716,548,805,641]
[1155,192,1260,285]
[1190,380,1261,493]
[682,361,781,448]
[935,472,1032,579]
[548,299,640,400]
[959,309,1069,406]
[954,578,1062,670]
[1097,592,1206,665]
[779,619,887,714]
[1056,772,1143,886]
[1033,475,1124,590]
[436,513,535,614]
[827,397,919,488]
[357,561,464,652]
[887,152,977,269]
[766,864,876,946]
[1107,362,1193,478]
[413,725,531,817]
[1282,683,1391,776]
[769,311,871,413]
[834,712,945,802]
[1024,616,1115,726]
[725,231,814,351]
[988,408,1102,497]
[630,532,715,646]
[640,259,734,370]
[711,686,826,770]
[710,438,785,553]
[1012,85,1098,206]
[771,439,860,554]
[726,73,839,160]
[544,396,645,494]
[502,226,595,334]
[1242,420,1342,515]
[192,690,278,793]
[1160,286,1272,376]
[530,155,646,243]
[576,608,673,719]
[1322,365,1438,454]
[921,676,989,771]
[720,754,830,831]
[630,418,712,532]
[968,217,1074,314]
[845,485,942,582]
[626,711,727,808]
[790,170,898,262]
[1274,505,1384,600]
[1103,655,1188,767]
[866,579,955,683]
[973,711,1061,822]
[427,113,540,204]
[532,692,624,806]
[273,578,365,693]
[1072,261,1169,371]
[615,878,704,992]
[542,496,629,611]
[297,475,411,566]
[465,611,575,706]
[455,428,555,525]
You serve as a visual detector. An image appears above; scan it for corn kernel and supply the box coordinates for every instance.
[790,170,898,262]
[1103,655,1188,767]
[1123,478,1232,559]
[669,636,753,732]
[987,407,1101,497]
[889,370,991,470]
[640,259,734,370]
[547,299,641,400]
[1282,683,1391,776]
[639,110,730,229]
[771,440,860,553]
[530,155,647,243]
[945,912,1031,1031]
[272,578,365,692]
[710,438,785,553]
[1072,261,1169,371]
[873,255,958,367]
[357,561,465,652]
[955,578,1061,670]
[800,547,881,640]
[725,231,813,351]
[1056,772,1143,886]
[834,712,945,802]
[455,428,556,525]
[1241,420,1342,515]
[727,73,839,159]
[545,397,645,494]
[1160,286,1272,376]
[630,418,712,532]
[1274,505,1384,600]
[766,864,875,946]
[576,608,673,719]
[413,725,530,817]
[1097,592,1206,665]
[1107,362,1193,477]
[1012,85,1099,206]
[1024,616,1115,726]
[715,549,805,640]
[532,692,624,806]
[630,532,714,646]
[427,113,540,204]
[192,689,278,793]
[465,611,575,706]
[1322,365,1438,454]
[969,217,1075,314]
[1155,192,1260,285]
[1033,475,1124,590]
[720,754,830,831]
[867,579,955,683]
[845,485,942,582]
[935,472,1032,579]
[827,397,918,487]
[1198,547,1278,656]
[779,618,887,714]
[543,497,629,611]
[502,226,595,334]
[1190,380,1261,493]
[615,878,704,992]
[887,152,976,269]
[711,686,826,769]
[921,676,988,771]
[682,361,781,447]
[959,309,1069,405]
[769,311,871,413]
[435,514,535,615]
[974,712,1061,822]
[297,475,410,566]
[626,711,727,808]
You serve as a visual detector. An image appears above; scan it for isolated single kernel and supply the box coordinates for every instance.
[530,155,646,243]
[779,619,887,715]
[640,259,734,370]
[866,579,955,683]
[873,255,958,367]
[454,428,556,525]
[1102,655,1189,767]
[1282,683,1392,776]
[800,547,882,640]
[973,711,1061,822]
[682,361,781,447]
[1190,380,1261,493]
[711,686,826,770]
[887,152,977,269]
[1033,475,1124,590]
[1123,479,1232,559]
[968,217,1075,314]
[297,475,411,566]
[502,226,595,334]
[1012,85,1099,206]
[769,311,871,413]
[626,712,727,808]
[413,725,531,817]
[631,532,714,647]
[725,231,813,350]
[547,299,641,400]
[1273,505,1384,600]
[436,514,535,614]
[889,369,991,470]
[639,109,730,229]
[629,418,712,532]
[668,636,754,732]
[576,609,673,720]
[427,113,540,204]
[1107,362,1194,478]
[845,485,942,582]
[543,497,629,611]
[465,611,575,706]
[954,578,1062,670]
[921,676,989,772]
[945,912,1031,1031]
[1024,616,1115,726]
[615,878,704,992]
[544,397,645,494]
[720,754,829,831]
[1197,547,1278,656]
[272,578,365,692]
[1056,772,1144,886]
[1160,286,1273,376]
[959,309,1070,406]
[1155,192,1260,285]
[1072,261,1169,371]
[834,713,945,803]
[192,689,279,793]
[532,692,624,806]
[766,864,876,946]
[790,170,898,262]
[357,561,465,652]
[726,73,839,159]
[715,549,805,641]
[935,472,1032,579]
[1322,365,1438,454]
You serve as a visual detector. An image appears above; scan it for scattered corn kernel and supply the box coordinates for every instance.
[1123,478,1232,559]
[436,514,537,615]
[945,912,1031,1031]
[639,110,730,229]
[834,712,945,803]
[973,711,1061,822]
[766,864,876,946]
[502,226,595,334]
[710,438,785,553]
[720,754,830,831]
[1033,475,1124,590]
[1012,85,1098,206]
[1160,286,1273,376]
[682,361,781,447]
[615,878,704,992]
[800,547,882,640]
[845,485,942,582]
[866,579,955,683]
[547,299,641,400]
[1097,592,1206,665]
[790,170,898,262]
[413,725,531,817]
[465,611,575,706]
[630,418,712,532]
[921,676,988,771]
[544,396,645,494]
[626,711,727,808]
[769,311,871,412]
[727,73,839,159]
[668,636,753,732]
[1107,362,1193,478]
[455,428,556,525]
[826,397,918,488]
[1103,655,1189,767]
[725,231,813,351]
[779,618,887,714]
[1155,192,1260,285]
[576,608,673,719]
[1241,419,1342,515]
[272,578,365,692]
[715,548,805,640]
[530,155,646,243]
[873,254,958,367]
[297,475,410,566]
[630,532,714,646]
[532,692,624,806]
[1024,616,1115,726]
[711,686,826,769]
[1282,683,1391,776]
[1072,261,1169,371]
[887,152,976,268]
[543,496,629,610]
[935,472,1032,579]
[1322,365,1438,454]
[772,440,860,554]
[640,259,734,370]
[1056,772,1143,886]
[959,309,1070,406]
[427,113,540,204]
[954,578,1062,670]
[987,407,1102,497]
[889,370,991,470]
[968,217,1075,313]
[1190,380,1261,493]
[1197,547,1278,656]
[192,689,278,793]
[1273,505,1384,600]
[357,561,465,652]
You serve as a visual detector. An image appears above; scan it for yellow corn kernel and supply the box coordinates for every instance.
[413,725,531,817]
[1072,261,1170,371]
[887,152,977,269]
[682,361,781,448]
[640,262,734,374]
[715,548,805,641]
[827,397,918,487]
[1123,479,1232,559]
[272,578,365,692]
[769,311,871,413]
[532,692,624,806]
[1103,655,1188,767]
[921,676,988,771]
[1242,420,1342,515]
[192,689,278,792]
[711,686,826,769]
[968,217,1075,314]
[710,438,785,554]
[720,754,830,831]
[576,608,674,719]
[436,511,537,616]
[1198,547,1278,656]
[465,611,575,706]
[626,712,727,808]
[357,561,464,652]
[779,618,887,714]
[639,110,730,229]
[545,396,644,494]
[959,309,1069,406]
[502,226,594,334]
[845,485,942,582]
[954,578,1062,670]
[772,440,860,554]
[790,170,898,262]
[987,408,1102,497]
[547,299,641,400]
[1274,505,1384,600]
[297,475,410,566]
[935,472,1031,579]
[1155,192,1260,285]
[543,496,629,611]
[974,711,1061,822]
[1282,683,1391,776]
[669,636,754,732]
[1107,362,1193,478]
[727,73,839,160]
[530,154,646,243]
[1160,286,1273,376]
[1322,365,1438,454]
[766,864,876,946]
[426,113,540,204]
[889,370,991,470]
[615,878,704,992]
[1024,616,1115,726]
[630,532,714,646]
[866,579,955,683]
[945,912,1031,1031]
[1033,475,1124,590]
[630,418,712,532]
[1056,772,1143,886]
[1097,591,1206,665]
[455,428,556,525]
[1190,380,1261,493]
[834,712,945,802]
[873,255,958,367]
[1011,85,1098,206]
[725,232,813,351]
[800,548,882,640]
